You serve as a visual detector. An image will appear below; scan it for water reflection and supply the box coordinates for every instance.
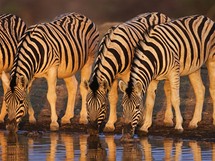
[0,131,214,160]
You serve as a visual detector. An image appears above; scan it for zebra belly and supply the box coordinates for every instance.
[179,64,204,76]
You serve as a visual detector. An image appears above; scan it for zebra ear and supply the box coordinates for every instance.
[119,80,127,93]
[1,71,10,89]
[134,81,142,96]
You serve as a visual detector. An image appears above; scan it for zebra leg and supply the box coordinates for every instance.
[104,79,118,132]
[169,71,183,132]
[139,80,159,133]
[0,78,9,122]
[163,80,174,127]
[79,56,95,124]
[46,67,59,131]
[61,76,78,124]
[26,80,36,124]
[206,60,215,125]
[27,96,36,124]
[188,69,205,129]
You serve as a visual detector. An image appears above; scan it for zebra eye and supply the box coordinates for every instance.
[20,100,24,104]
[136,104,140,110]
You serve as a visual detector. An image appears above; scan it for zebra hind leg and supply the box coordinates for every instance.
[0,73,10,122]
[61,76,78,124]
[206,60,215,125]
[188,69,205,129]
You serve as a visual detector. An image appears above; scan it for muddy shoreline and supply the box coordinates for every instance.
[0,66,215,141]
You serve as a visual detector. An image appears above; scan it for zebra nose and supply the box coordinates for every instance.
[123,122,133,135]
[6,118,18,133]
[88,121,99,135]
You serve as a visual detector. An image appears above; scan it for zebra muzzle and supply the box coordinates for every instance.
[87,121,99,135]
[122,123,134,136]
[6,118,18,133]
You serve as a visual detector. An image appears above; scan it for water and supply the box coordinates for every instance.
[0,130,214,161]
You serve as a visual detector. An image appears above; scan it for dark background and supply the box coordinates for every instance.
[0,0,215,25]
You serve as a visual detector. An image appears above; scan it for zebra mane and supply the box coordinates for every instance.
[10,74,17,92]
[125,79,133,98]
[89,76,99,93]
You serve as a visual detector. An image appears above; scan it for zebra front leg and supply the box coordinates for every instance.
[61,76,78,124]
[206,60,215,125]
[169,71,183,132]
[188,69,205,129]
[0,102,6,123]
[0,72,9,123]
[79,56,95,124]
[163,79,174,127]
[104,79,118,132]
[46,67,59,131]
[26,80,36,124]
[139,80,158,133]
[0,77,9,122]
[27,97,36,124]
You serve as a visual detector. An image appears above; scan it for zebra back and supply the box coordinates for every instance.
[130,15,215,94]
[0,14,27,73]
[10,12,99,89]
[90,12,171,90]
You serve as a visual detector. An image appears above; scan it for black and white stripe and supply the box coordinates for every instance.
[0,14,27,122]
[3,12,99,132]
[120,15,215,135]
[85,12,171,132]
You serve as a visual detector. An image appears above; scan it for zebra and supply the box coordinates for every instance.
[84,12,171,133]
[0,14,27,123]
[2,12,99,132]
[119,15,215,137]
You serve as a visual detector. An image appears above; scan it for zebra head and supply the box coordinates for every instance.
[119,80,144,138]
[85,79,109,134]
[2,72,28,133]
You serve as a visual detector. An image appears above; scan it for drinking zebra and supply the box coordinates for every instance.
[119,15,215,138]
[0,14,27,123]
[84,12,171,133]
[2,12,99,132]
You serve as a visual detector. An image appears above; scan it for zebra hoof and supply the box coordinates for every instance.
[188,124,198,129]
[50,122,59,131]
[79,118,88,125]
[29,119,37,125]
[163,120,174,127]
[61,119,71,125]
[0,119,4,123]
[137,130,148,137]
[103,126,115,132]
[175,128,183,133]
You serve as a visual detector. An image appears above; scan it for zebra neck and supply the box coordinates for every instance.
[129,70,152,96]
